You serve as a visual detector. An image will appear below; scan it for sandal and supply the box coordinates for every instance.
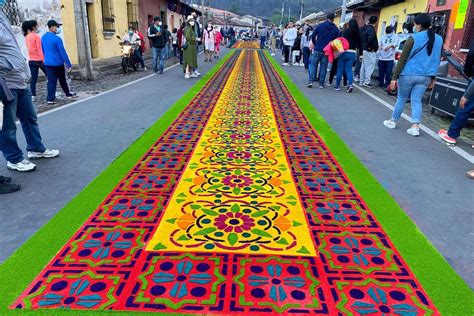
[467,170,474,179]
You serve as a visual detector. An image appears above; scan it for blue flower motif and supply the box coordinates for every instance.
[83,231,132,259]
[111,198,154,219]
[317,202,358,222]
[248,264,306,303]
[351,287,418,316]
[331,237,382,266]
[152,261,213,299]
[38,279,104,309]
[132,176,168,190]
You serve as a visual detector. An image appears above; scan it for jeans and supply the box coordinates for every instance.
[0,88,46,163]
[392,75,431,124]
[336,52,356,87]
[378,60,394,88]
[44,65,71,102]
[29,60,46,96]
[302,47,310,69]
[152,47,165,72]
[133,49,145,68]
[260,36,266,49]
[448,98,474,139]
[309,51,328,86]
[360,50,376,85]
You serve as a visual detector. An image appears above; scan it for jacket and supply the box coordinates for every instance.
[360,24,378,52]
[311,21,339,52]
[323,37,349,63]
[42,32,72,67]
[148,24,166,48]
[283,27,297,46]
[400,31,442,77]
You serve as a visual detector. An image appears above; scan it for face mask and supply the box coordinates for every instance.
[55,28,62,35]
[158,22,162,26]
[190,21,195,26]
[129,31,133,35]
[413,26,418,34]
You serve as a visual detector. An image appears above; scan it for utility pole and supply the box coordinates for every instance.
[73,0,95,80]
[300,0,304,21]
[279,0,284,26]
[288,5,291,22]
[341,0,348,24]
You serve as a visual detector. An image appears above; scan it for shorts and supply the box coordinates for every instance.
[205,42,215,52]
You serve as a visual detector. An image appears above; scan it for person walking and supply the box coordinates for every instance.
[163,25,172,59]
[171,28,178,57]
[183,16,198,79]
[22,20,46,103]
[0,9,59,174]
[292,27,303,66]
[301,26,312,71]
[334,19,361,93]
[203,23,215,62]
[42,20,77,105]
[307,12,339,88]
[383,13,442,137]
[147,17,166,74]
[282,22,297,66]
[214,26,223,60]
[191,12,202,76]
[378,26,398,88]
[260,26,268,50]
[359,16,379,88]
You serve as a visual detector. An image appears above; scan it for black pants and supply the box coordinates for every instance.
[283,45,291,63]
[45,65,71,102]
[29,60,46,97]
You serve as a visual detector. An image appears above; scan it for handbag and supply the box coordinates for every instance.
[182,42,188,50]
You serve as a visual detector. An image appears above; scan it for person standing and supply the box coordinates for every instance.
[203,23,215,62]
[177,23,185,65]
[191,12,202,76]
[335,19,361,93]
[214,26,223,59]
[301,26,312,71]
[183,16,198,79]
[383,13,442,137]
[307,13,339,88]
[269,25,278,56]
[359,16,379,88]
[147,17,166,74]
[0,9,59,174]
[171,28,178,57]
[23,20,45,102]
[378,26,398,88]
[163,25,172,59]
[260,26,268,50]
[282,22,297,66]
[42,20,77,105]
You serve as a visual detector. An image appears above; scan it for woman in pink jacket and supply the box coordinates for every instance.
[22,20,46,102]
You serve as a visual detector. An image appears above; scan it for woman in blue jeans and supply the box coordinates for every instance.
[383,14,443,136]
[335,19,360,93]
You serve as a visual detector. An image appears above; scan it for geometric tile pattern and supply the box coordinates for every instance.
[12,50,439,315]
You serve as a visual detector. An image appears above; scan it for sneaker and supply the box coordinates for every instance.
[354,76,360,82]
[346,86,353,93]
[362,82,374,88]
[28,149,60,159]
[184,74,190,79]
[32,96,37,102]
[282,63,289,67]
[190,73,199,78]
[0,182,21,194]
[0,175,12,184]
[319,85,324,89]
[194,71,201,76]
[383,120,397,129]
[65,93,78,99]
[143,67,147,71]
[293,62,299,66]
[7,159,36,172]
[307,81,313,88]
[271,53,275,56]
[299,62,304,67]
[407,127,420,136]
[47,100,56,105]
[438,129,456,144]
[333,86,341,91]
[158,70,164,74]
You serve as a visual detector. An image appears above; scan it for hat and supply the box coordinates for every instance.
[327,13,335,20]
[153,16,162,22]
[186,15,194,23]
[47,20,62,28]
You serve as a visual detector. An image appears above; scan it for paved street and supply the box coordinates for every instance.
[0,48,472,314]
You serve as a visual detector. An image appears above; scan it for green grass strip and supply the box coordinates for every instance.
[0,52,234,316]
[264,51,474,315]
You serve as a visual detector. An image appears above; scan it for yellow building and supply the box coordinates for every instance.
[377,0,428,35]
[59,0,139,64]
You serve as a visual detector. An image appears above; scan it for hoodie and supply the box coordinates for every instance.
[311,20,339,52]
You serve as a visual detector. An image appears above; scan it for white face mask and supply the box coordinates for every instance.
[190,21,195,26]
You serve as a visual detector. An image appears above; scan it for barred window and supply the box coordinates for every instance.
[127,0,139,30]
[101,0,115,33]
[1,0,21,26]
[436,0,446,5]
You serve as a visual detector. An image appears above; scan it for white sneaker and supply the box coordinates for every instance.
[282,63,289,66]
[299,62,304,67]
[7,159,36,172]
[28,149,60,159]
[293,62,299,66]
[32,96,37,102]
[190,73,199,78]
[271,53,275,56]
[194,71,201,76]
[407,127,420,136]
[383,120,397,129]
[184,74,190,79]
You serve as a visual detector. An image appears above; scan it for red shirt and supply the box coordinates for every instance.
[25,32,44,61]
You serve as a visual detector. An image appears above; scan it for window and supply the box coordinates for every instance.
[127,0,139,29]
[101,0,115,33]
[436,0,446,5]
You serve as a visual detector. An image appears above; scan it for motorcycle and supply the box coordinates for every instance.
[116,35,140,74]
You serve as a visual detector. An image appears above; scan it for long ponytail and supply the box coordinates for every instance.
[414,13,435,56]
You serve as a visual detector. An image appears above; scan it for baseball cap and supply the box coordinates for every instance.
[47,20,62,28]
[327,13,335,20]
[153,16,162,22]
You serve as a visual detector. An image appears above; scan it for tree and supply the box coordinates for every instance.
[228,3,242,15]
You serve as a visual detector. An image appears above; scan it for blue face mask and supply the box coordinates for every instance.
[0,0,6,7]
[55,28,62,35]
[413,26,418,34]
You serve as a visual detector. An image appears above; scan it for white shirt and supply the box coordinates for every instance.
[378,34,399,61]
[283,27,297,46]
